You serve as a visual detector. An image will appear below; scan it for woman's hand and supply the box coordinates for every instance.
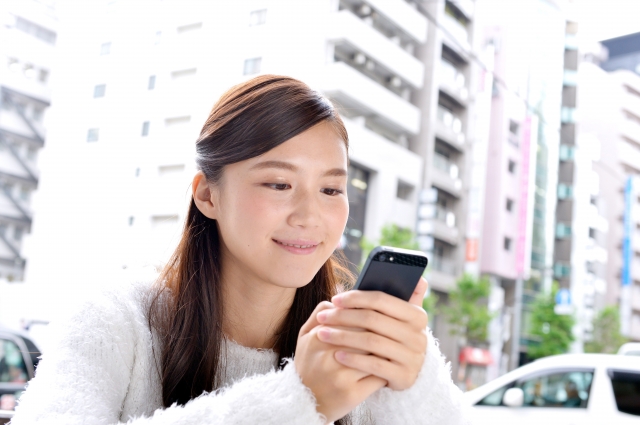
[294,301,387,424]
[315,278,429,391]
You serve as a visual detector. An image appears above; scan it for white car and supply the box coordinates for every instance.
[618,343,640,356]
[464,354,640,424]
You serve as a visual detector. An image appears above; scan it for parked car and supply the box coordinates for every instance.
[0,325,41,424]
[465,353,640,424]
[618,343,640,356]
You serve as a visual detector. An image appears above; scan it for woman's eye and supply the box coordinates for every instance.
[322,188,343,196]
[266,183,291,191]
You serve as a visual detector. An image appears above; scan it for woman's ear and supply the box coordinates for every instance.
[192,171,218,219]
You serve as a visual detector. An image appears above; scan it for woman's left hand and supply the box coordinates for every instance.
[315,278,429,391]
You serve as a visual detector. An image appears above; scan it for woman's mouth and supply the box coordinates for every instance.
[273,239,319,255]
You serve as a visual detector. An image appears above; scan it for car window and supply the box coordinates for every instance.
[608,369,640,416]
[476,369,594,408]
[518,370,593,408]
[0,338,28,383]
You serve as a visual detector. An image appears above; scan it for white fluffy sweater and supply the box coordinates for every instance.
[10,273,471,425]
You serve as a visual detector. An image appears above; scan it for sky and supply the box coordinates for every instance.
[572,0,640,42]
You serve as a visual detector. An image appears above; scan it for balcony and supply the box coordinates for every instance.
[441,12,470,52]
[621,118,640,146]
[329,9,424,88]
[439,59,468,106]
[449,0,475,20]
[417,204,459,245]
[435,104,465,150]
[623,93,640,121]
[425,254,457,292]
[363,0,428,43]
[431,152,462,197]
[321,62,420,135]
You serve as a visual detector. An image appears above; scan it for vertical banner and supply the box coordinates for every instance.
[515,116,537,280]
[463,46,494,276]
[621,177,633,336]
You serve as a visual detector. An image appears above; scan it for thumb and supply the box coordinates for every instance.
[408,277,428,307]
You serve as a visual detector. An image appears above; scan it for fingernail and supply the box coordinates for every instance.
[318,327,332,340]
[317,311,328,322]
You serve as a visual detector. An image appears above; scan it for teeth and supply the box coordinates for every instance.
[278,241,314,248]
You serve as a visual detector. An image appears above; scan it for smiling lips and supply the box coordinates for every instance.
[273,239,319,254]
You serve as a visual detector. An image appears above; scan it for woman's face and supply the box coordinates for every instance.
[205,121,349,289]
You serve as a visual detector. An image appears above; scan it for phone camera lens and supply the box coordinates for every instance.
[379,254,386,262]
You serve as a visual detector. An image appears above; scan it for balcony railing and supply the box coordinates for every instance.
[441,12,469,49]
[429,255,457,275]
[440,59,468,101]
[437,105,463,134]
[433,153,459,179]
[434,205,456,227]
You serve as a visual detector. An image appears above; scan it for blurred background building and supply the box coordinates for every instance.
[0,0,638,389]
[0,0,56,282]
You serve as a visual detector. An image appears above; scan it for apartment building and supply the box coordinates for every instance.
[578,34,640,342]
[552,20,609,353]
[25,0,427,286]
[0,0,56,282]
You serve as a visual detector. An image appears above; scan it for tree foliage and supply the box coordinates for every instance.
[360,224,419,267]
[584,306,627,354]
[441,274,494,345]
[528,284,575,360]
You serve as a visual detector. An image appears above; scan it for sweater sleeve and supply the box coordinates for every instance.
[10,285,325,425]
[361,328,473,425]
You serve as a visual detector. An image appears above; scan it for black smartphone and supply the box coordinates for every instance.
[352,246,429,301]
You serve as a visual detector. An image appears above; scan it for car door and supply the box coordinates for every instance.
[474,368,595,425]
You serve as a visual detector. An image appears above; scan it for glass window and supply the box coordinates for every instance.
[243,57,262,75]
[477,370,594,408]
[148,75,156,90]
[506,198,514,212]
[249,9,267,26]
[94,84,106,98]
[609,369,640,416]
[503,237,512,251]
[397,181,414,200]
[87,128,99,142]
[0,339,28,383]
[508,160,516,174]
[141,121,150,137]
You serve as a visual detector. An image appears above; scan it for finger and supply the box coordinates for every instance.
[336,351,415,391]
[356,374,388,394]
[299,301,335,336]
[317,308,415,347]
[332,290,427,326]
[317,327,412,364]
[408,278,429,307]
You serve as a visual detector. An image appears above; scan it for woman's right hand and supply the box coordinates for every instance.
[294,301,386,424]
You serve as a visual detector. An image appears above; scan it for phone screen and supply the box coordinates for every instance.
[356,250,427,301]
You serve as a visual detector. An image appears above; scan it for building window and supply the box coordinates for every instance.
[39,69,49,83]
[503,237,512,251]
[14,227,23,241]
[19,186,30,201]
[100,42,111,55]
[243,57,262,75]
[141,121,150,136]
[93,84,106,98]
[558,183,574,199]
[397,181,414,200]
[556,223,572,238]
[559,144,575,161]
[87,128,99,142]
[15,17,57,44]
[506,198,514,212]
[508,160,516,174]
[148,75,156,90]
[135,167,140,177]
[509,120,519,135]
[249,9,267,26]
[128,216,134,226]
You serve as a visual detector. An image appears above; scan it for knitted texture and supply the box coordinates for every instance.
[10,272,471,425]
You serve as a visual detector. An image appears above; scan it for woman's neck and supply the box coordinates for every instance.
[219,257,297,350]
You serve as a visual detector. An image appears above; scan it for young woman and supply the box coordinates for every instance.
[11,75,470,424]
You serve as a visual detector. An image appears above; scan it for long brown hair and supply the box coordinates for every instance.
[148,75,354,421]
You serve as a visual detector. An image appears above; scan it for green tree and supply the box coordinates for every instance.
[441,274,494,345]
[584,306,628,354]
[528,284,575,359]
[359,224,419,267]
[422,291,439,317]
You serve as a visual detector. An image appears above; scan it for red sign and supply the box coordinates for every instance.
[465,239,478,262]
[459,346,493,366]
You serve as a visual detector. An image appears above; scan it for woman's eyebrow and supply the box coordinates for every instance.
[249,160,297,172]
